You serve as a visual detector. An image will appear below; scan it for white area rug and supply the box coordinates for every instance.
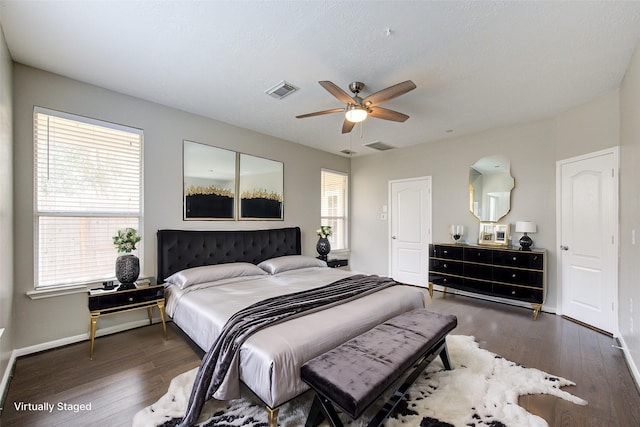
[133,335,587,427]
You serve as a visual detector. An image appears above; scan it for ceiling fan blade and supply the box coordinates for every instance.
[342,119,356,134]
[319,81,354,104]
[368,106,410,122]
[296,108,345,119]
[363,80,416,106]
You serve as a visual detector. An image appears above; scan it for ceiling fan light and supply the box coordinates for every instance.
[345,105,368,123]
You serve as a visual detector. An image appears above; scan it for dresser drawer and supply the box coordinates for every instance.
[459,279,493,296]
[493,251,543,270]
[89,286,164,311]
[430,275,463,287]
[430,259,464,276]
[433,244,463,260]
[463,263,493,281]
[493,283,543,304]
[464,247,493,264]
[493,268,543,288]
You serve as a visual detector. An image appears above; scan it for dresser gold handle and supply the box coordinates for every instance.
[128,297,134,302]
[512,256,517,261]
[512,273,516,278]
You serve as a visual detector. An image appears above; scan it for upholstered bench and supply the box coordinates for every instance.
[300,308,457,427]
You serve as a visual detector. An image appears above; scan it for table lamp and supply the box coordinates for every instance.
[515,221,536,251]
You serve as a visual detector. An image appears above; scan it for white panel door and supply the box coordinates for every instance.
[390,177,431,286]
[558,149,618,333]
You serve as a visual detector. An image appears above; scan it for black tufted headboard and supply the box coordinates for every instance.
[156,227,301,283]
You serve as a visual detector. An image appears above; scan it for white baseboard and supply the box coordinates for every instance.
[13,317,165,358]
[617,334,640,393]
[0,350,17,412]
[0,316,166,408]
[430,285,556,314]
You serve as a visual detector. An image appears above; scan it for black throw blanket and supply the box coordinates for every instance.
[175,274,397,427]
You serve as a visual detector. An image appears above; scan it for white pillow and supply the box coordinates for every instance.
[258,255,327,274]
[164,262,266,289]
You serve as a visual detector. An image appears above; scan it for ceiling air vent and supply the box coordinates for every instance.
[265,81,299,100]
[340,149,356,156]
[364,141,396,151]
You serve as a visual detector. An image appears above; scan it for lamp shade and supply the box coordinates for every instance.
[515,221,537,234]
[345,105,368,123]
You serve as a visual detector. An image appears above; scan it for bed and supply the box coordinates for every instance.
[157,227,426,426]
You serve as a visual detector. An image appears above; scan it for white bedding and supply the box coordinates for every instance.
[165,266,425,408]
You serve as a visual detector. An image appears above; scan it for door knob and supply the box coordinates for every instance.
[560,245,569,251]
[392,236,397,240]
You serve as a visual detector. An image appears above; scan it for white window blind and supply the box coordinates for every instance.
[321,169,348,250]
[34,107,143,289]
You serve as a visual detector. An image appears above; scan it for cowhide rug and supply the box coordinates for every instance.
[133,335,587,427]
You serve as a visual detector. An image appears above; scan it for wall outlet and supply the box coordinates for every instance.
[380,213,388,220]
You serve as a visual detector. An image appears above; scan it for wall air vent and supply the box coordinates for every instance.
[265,81,299,100]
[364,141,396,151]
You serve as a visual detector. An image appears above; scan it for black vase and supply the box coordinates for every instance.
[116,254,140,287]
[316,237,331,261]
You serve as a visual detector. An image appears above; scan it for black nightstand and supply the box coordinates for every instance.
[326,258,349,268]
[88,284,166,359]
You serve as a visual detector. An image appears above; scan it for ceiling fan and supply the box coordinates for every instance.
[296,80,416,134]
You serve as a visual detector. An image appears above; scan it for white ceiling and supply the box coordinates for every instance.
[2,1,640,157]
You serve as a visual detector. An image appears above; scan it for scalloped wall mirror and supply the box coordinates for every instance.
[469,155,514,222]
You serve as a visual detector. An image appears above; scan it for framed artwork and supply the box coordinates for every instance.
[478,222,510,247]
[239,153,284,220]
[183,140,236,220]
[182,141,284,221]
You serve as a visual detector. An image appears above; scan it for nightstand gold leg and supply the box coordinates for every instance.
[428,282,433,299]
[89,313,98,360]
[146,307,153,325]
[157,300,167,339]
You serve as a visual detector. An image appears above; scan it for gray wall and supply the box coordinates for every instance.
[0,20,14,391]
[12,64,349,349]
[350,90,620,313]
[620,42,640,372]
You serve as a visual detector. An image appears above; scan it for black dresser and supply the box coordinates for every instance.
[429,243,545,319]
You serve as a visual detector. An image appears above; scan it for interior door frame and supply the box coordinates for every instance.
[387,176,432,286]
[555,146,619,334]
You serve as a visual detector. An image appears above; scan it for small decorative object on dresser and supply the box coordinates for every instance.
[113,227,141,290]
[515,221,537,251]
[450,225,464,244]
[478,222,509,246]
[316,225,332,260]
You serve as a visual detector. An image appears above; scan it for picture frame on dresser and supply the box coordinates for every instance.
[478,222,509,246]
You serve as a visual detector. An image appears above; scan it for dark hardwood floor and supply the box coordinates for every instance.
[1,290,639,426]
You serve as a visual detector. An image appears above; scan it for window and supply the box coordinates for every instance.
[34,107,143,289]
[320,169,348,250]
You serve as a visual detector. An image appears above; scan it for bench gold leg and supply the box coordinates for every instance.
[267,406,279,427]
[428,282,433,299]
